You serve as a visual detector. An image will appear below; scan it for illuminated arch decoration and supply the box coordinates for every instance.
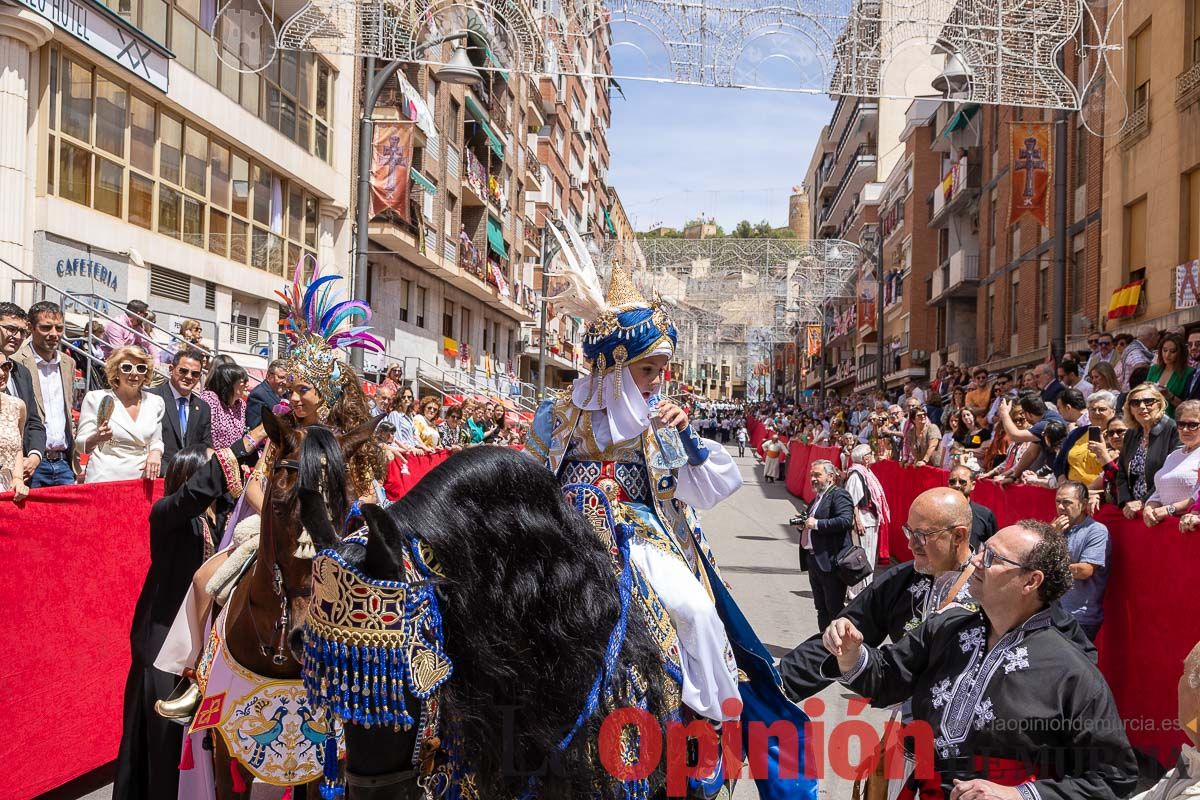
[262,0,1120,109]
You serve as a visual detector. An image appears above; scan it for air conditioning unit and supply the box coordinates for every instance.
[568,176,582,190]
[911,349,928,362]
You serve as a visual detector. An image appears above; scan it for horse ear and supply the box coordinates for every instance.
[262,407,291,449]
[339,413,387,461]
[360,504,406,582]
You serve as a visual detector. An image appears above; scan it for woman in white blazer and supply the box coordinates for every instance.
[76,345,165,484]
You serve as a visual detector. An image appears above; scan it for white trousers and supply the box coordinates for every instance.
[629,540,741,721]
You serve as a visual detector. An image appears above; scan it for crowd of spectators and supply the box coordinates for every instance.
[0,299,542,497]
[748,323,1200,645]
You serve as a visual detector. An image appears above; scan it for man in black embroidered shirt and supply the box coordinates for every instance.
[824,520,1137,800]
[778,489,1094,702]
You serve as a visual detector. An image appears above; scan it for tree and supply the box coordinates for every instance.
[733,220,754,238]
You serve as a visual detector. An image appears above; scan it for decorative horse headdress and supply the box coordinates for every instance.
[582,264,677,384]
[277,257,383,409]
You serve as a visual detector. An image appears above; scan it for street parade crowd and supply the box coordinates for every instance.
[1,266,1198,800]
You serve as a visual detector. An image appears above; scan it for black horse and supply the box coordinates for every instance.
[301,446,675,799]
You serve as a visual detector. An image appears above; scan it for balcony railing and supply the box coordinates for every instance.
[929,252,980,301]
[823,144,877,225]
[929,157,981,225]
[1178,62,1200,110]
[855,358,878,386]
[833,99,878,166]
[1121,99,1151,149]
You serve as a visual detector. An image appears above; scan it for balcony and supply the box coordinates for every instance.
[832,99,878,166]
[928,157,981,228]
[369,217,533,324]
[523,144,540,190]
[854,357,879,389]
[928,251,980,304]
[1179,62,1200,111]
[822,144,877,228]
[1120,99,1151,150]
[816,156,837,198]
[524,216,540,257]
[525,75,546,129]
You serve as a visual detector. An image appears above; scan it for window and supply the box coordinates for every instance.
[986,285,996,353]
[415,286,427,328]
[1071,237,1086,311]
[482,317,490,351]
[205,281,216,310]
[449,99,460,143]
[261,51,331,157]
[989,189,998,247]
[1038,262,1049,322]
[1125,197,1147,275]
[1131,25,1151,110]
[1191,0,1200,64]
[1010,273,1020,340]
[45,50,321,272]
[460,307,471,345]
[443,300,455,338]
[399,278,411,323]
[1009,226,1021,263]
[1187,170,1200,261]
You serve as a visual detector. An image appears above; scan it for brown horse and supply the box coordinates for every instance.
[212,410,375,800]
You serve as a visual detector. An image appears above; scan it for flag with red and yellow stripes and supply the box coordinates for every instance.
[1107,279,1145,320]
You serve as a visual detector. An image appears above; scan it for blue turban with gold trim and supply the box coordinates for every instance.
[582,264,677,378]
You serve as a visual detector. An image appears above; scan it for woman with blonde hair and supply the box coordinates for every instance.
[178,318,203,347]
[1116,383,1180,518]
[76,345,165,483]
[413,394,442,449]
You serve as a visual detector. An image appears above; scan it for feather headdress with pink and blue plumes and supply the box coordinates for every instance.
[277,257,384,354]
[276,256,383,404]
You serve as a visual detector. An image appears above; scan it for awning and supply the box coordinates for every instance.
[603,208,617,236]
[465,95,504,158]
[410,168,436,194]
[484,45,510,82]
[487,216,509,260]
[944,104,979,137]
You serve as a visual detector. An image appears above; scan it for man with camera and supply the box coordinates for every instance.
[799,460,855,632]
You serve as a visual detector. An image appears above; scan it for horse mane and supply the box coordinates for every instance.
[296,425,349,545]
[379,447,669,798]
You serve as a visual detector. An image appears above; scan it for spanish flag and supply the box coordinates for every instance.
[1107,279,1144,320]
[443,337,459,358]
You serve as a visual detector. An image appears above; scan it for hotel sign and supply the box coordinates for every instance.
[12,0,172,92]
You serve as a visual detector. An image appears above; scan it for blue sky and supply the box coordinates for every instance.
[606,78,835,232]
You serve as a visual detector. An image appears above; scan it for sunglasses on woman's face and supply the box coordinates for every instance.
[119,362,149,375]
[1107,429,1127,439]
[1128,397,1159,408]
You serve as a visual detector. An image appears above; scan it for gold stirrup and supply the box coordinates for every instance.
[154,682,201,722]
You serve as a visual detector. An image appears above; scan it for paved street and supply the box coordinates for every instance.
[705,454,888,800]
[46,452,881,800]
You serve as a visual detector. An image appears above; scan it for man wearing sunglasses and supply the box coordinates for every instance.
[151,348,212,465]
[825,521,1137,800]
[0,302,45,484]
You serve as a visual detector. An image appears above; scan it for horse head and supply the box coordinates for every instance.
[257,408,381,668]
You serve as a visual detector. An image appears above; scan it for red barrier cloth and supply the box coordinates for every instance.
[782,442,1200,764]
[0,479,163,798]
[382,451,451,501]
[0,452,456,799]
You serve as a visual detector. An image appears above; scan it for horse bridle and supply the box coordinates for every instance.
[257,455,314,665]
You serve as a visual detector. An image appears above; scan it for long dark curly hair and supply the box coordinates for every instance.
[322,367,385,497]
[365,446,670,798]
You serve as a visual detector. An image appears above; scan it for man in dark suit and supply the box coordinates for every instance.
[1184,329,1200,400]
[0,302,45,483]
[152,348,212,464]
[801,459,855,632]
[948,463,997,549]
[14,302,78,486]
[245,359,285,429]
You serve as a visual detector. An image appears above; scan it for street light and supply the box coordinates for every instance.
[350,34,484,370]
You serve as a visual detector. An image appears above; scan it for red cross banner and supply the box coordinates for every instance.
[1009,122,1052,226]
[369,121,415,220]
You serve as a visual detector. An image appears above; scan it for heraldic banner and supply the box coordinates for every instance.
[1009,122,1052,226]
[370,121,414,220]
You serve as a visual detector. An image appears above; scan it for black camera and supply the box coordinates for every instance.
[789,511,809,527]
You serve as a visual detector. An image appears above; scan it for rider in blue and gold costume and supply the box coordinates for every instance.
[528,265,817,800]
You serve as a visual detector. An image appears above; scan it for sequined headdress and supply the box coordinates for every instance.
[582,264,677,381]
[277,257,383,406]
